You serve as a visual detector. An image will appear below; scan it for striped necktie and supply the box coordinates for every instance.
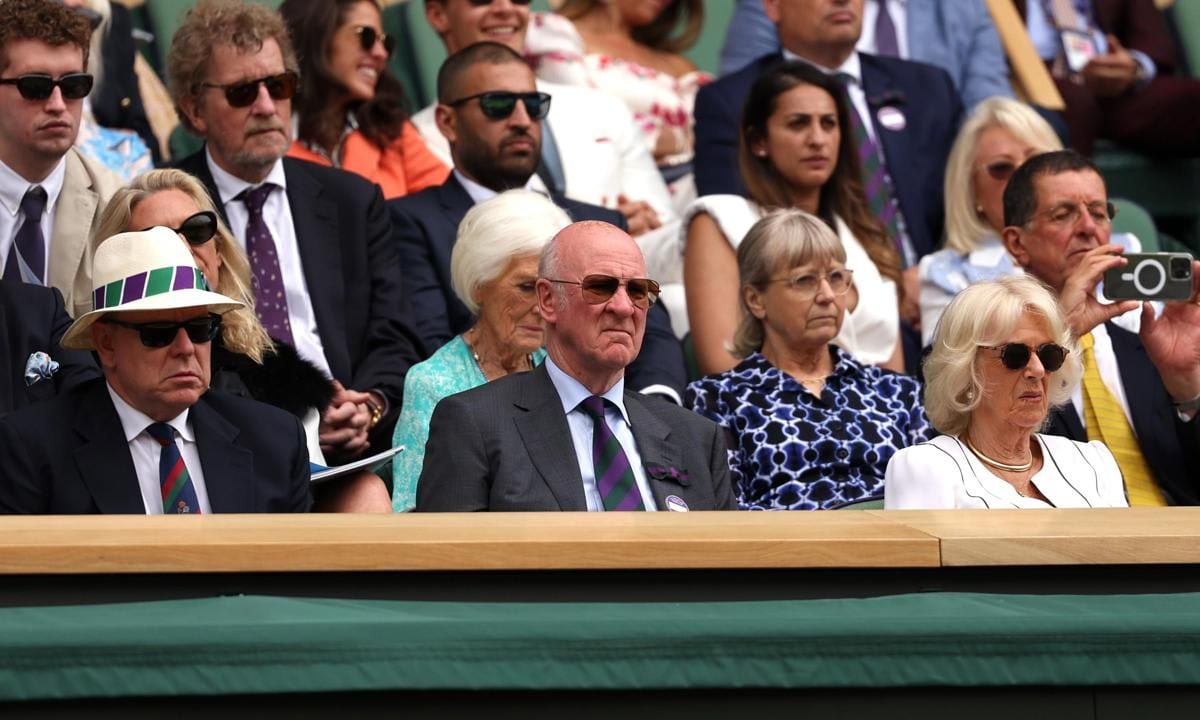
[578,396,645,511]
[1078,332,1167,506]
[146,422,203,514]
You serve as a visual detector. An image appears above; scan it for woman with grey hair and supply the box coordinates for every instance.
[391,191,572,510]
[686,209,931,510]
[886,276,1127,509]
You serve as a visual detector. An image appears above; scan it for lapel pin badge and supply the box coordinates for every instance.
[877,106,906,132]
[665,494,689,512]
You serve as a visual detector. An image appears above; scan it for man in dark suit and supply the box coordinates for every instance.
[0,228,310,514]
[1001,150,1200,505]
[0,279,99,415]
[417,221,734,512]
[391,42,686,400]
[167,0,422,457]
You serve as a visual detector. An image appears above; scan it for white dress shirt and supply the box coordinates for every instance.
[858,0,910,59]
[205,150,331,377]
[544,357,658,511]
[0,155,66,280]
[453,169,538,205]
[106,383,212,514]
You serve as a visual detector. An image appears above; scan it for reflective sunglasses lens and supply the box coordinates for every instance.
[178,213,217,246]
[986,161,1016,181]
[15,76,54,100]
[357,26,378,51]
[521,93,550,119]
[579,275,620,303]
[478,92,518,119]
[58,74,93,99]
[999,343,1032,370]
[1037,344,1067,372]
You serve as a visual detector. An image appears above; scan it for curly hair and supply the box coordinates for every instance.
[557,0,704,53]
[0,0,93,74]
[94,169,274,363]
[279,0,411,157]
[167,0,299,135]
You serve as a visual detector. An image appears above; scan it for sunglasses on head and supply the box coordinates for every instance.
[983,342,1069,372]
[102,314,223,349]
[140,211,218,247]
[0,72,93,101]
[448,91,551,120]
[355,26,396,57]
[197,71,298,108]
[547,274,661,309]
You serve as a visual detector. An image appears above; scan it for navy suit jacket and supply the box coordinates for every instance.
[1043,323,1200,506]
[693,52,963,259]
[176,151,425,442]
[0,379,312,514]
[388,174,687,396]
[0,281,99,416]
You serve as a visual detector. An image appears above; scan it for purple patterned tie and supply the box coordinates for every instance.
[3,186,47,284]
[578,396,645,511]
[874,1,900,57]
[236,183,294,345]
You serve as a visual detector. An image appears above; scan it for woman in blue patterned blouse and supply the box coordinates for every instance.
[686,209,933,510]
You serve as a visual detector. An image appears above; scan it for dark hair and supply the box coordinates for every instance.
[436,41,527,103]
[1002,149,1102,228]
[0,0,92,75]
[557,0,704,53]
[738,60,901,288]
[279,0,410,155]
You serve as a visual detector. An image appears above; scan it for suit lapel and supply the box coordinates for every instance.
[49,151,98,316]
[191,396,256,513]
[1107,322,1169,448]
[512,366,588,510]
[72,383,146,513]
[624,393,689,509]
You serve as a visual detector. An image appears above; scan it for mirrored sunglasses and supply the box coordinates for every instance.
[355,26,396,57]
[103,314,223,349]
[197,71,298,108]
[983,342,1069,372]
[547,274,661,309]
[140,211,218,247]
[449,91,551,120]
[0,72,93,101]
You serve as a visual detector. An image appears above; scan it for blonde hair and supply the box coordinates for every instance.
[732,209,846,358]
[943,97,1062,254]
[923,276,1081,436]
[94,169,273,363]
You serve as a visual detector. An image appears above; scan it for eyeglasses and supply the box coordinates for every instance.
[546,275,661,309]
[767,269,854,299]
[0,73,93,101]
[981,342,1069,372]
[448,91,551,120]
[983,159,1018,182]
[355,26,396,57]
[140,211,218,247]
[467,0,532,5]
[196,71,298,108]
[1034,200,1116,228]
[102,314,223,349]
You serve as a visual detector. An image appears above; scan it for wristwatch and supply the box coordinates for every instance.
[1172,394,1200,419]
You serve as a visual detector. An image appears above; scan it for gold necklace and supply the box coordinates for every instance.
[962,434,1033,472]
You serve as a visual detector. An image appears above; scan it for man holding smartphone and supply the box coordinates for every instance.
[1001,150,1200,507]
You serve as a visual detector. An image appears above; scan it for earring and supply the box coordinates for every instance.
[975,205,985,216]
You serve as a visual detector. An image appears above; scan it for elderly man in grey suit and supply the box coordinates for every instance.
[417,222,735,512]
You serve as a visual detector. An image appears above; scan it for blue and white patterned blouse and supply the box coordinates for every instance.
[686,348,933,510]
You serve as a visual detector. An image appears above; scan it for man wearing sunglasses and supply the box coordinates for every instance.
[0,0,120,319]
[0,228,311,514]
[391,42,687,402]
[417,221,734,512]
[1002,150,1200,506]
[169,0,425,460]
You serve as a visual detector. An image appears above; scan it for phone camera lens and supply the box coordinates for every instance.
[1171,257,1191,280]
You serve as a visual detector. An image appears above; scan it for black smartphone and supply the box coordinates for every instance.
[1102,252,1195,301]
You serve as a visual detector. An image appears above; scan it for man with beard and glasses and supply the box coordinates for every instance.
[390,42,687,402]
[167,0,424,459]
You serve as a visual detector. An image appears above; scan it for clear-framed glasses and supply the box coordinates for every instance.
[767,268,854,299]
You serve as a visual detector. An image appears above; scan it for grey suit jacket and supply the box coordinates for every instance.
[416,364,736,512]
[51,149,120,319]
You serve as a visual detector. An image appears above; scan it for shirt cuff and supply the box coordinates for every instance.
[637,384,682,406]
[1130,49,1157,89]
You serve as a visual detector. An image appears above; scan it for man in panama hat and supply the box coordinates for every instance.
[0,227,311,514]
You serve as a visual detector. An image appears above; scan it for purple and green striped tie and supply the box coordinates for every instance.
[147,423,201,514]
[579,396,645,511]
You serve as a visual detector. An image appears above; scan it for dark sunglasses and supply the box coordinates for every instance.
[547,274,661,309]
[983,342,1069,372]
[467,0,532,5]
[448,91,551,120]
[103,314,223,349]
[983,160,1019,181]
[197,71,298,108]
[355,26,396,57]
[0,72,93,101]
[140,211,218,247]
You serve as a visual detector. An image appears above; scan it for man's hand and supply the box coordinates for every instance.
[1060,244,1140,337]
[1082,35,1141,97]
[319,380,372,459]
[617,194,661,236]
[1140,260,1200,405]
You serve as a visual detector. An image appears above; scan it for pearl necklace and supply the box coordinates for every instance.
[962,434,1033,473]
[465,329,533,376]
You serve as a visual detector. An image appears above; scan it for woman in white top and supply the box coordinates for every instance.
[682,61,903,375]
[885,277,1128,509]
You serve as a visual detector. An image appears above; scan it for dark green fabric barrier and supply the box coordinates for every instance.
[1,592,1199,701]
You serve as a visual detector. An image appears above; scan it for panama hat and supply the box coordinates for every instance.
[61,227,244,350]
